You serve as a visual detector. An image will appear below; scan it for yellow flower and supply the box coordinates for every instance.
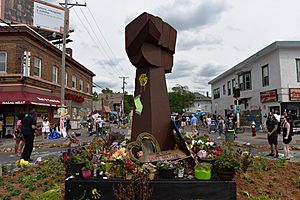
[242,151,249,157]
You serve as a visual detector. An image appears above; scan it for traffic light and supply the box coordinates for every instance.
[233,88,240,98]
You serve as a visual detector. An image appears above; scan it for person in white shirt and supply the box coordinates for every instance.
[42,117,50,140]
[96,116,104,135]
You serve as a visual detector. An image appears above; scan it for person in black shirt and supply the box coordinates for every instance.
[265,114,279,158]
[21,110,37,161]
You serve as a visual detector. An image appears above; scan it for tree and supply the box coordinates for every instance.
[101,88,113,94]
[168,84,195,114]
[124,92,134,115]
[92,91,99,101]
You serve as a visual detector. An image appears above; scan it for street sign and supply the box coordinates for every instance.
[236,106,240,113]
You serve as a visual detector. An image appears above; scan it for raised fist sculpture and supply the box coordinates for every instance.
[125,12,177,150]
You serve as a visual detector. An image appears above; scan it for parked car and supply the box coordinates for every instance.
[292,120,300,134]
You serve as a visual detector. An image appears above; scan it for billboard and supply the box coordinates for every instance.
[1,0,65,33]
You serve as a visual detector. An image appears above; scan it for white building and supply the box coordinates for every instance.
[209,41,300,127]
[186,92,211,114]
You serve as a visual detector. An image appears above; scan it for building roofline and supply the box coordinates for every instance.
[208,41,300,84]
[0,24,96,77]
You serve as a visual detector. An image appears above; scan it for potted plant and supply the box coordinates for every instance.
[65,151,87,177]
[81,161,93,179]
[214,150,240,180]
[175,161,185,178]
[194,162,212,180]
[124,159,136,180]
[156,160,176,179]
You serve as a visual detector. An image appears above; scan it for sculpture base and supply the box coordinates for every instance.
[65,178,236,200]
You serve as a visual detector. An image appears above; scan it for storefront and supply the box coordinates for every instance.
[0,91,60,137]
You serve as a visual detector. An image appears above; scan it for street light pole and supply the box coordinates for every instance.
[61,0,68,107]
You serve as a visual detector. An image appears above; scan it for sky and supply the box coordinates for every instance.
[44,0,300,95]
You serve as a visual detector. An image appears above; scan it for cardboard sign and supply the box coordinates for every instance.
[139,149,186,163]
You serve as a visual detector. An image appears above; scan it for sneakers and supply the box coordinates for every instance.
[266,153,274,156]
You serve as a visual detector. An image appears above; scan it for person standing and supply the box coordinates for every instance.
[14,114,24,155]
[42,117,50,140]
[265,113,279,158]
[21,110,37,161]
[281,116,292,160]
[217,115,225,138]
[0,117,4,138]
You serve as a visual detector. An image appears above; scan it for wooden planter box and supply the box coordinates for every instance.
[65,178,236,200]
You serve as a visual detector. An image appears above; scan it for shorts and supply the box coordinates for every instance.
[283,137,292,144]
[42,127,50,133]
[267,133,278,145]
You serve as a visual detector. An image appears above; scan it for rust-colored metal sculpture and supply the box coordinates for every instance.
[125,12,177,150]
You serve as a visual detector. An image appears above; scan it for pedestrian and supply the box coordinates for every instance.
[0,117,4,138]
[14,114,24,155]
[206,114,212,133]
[217,115,225,139]
[21,110,37,161]
[265,113,279,158]
[42,117,50,140]
[96,115,103,135]
[191,114,198,128]
[281,116,293,160]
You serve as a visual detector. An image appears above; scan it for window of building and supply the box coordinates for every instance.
[238,71,252,90]
[87,83,90,93]
[213,88,220,99]
[79,79,83,91]
[232,78,236,90]
[72,75,77,89]
[53,65,58,83]
[297,59,300,82]
[262,64,269,86]
[0,52,7,72]
[223,84,226,95]
[227,81,231,95]
[23,51,30,76]
[65,72,68,86]
[34,57,41,77]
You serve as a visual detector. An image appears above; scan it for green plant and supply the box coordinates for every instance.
[274,158,287,168]
[294,177,300,188]
[250,193,276,200]
[196,162,212,170]
[258,156,269,171]
[28,185,62,200]
[4,183,14,191]
[10,189,21,196]
[239,150,253,173]
[214,152,240,171]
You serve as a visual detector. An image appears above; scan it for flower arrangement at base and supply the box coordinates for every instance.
[141,163,157,180]
[214,149,240,181]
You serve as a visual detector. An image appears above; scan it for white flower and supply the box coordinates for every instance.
[205,142,214,146]
[192,140,195,145]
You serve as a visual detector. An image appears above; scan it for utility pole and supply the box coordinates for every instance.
[59,0,86,135]
[119,76,129,116]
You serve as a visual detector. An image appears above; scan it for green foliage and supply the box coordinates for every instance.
[4,183,14,191]
[274,158,287,168]
[102,88,113,94]
[168,84,195,114]
[0,177,4,186]
[295,177,300,188]
[93,91,99,101]
[214,144,240,171]
[250,194,277,200]
[124,93,134,115]
[21,192,31,200]
[28,185,62,200]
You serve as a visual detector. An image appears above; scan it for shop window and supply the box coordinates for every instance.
[227,81,231,95]
[34,57,41,77]
[262,64,269,86]
[53,65,58,83]
[23,51,30,76]
[0,52,7,72]
[72,75,77,89]
[297,59,300,82]
[239,71,252,91]
[80,79,83,91]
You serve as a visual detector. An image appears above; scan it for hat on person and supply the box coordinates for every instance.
[29,109,36,115]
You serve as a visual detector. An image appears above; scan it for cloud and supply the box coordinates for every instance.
[95,58,125,67]
[166,60,197,80]
[156,0,230,31]
[196,63,225,78]
[177,33,222,51]
[93,76,120,91]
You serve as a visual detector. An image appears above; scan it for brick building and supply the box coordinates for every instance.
[0,25,95,136]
